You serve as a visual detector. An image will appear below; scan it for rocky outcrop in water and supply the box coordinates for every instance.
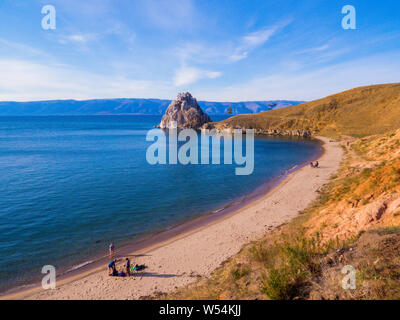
[158,92,211,130]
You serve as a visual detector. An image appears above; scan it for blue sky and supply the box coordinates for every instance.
[0,0,399,101]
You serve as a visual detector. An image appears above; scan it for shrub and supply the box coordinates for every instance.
[261,235,326,300]
[230,264,251,280]
[261,266,305,300]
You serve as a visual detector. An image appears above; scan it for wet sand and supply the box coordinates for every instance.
[2,136,343,300]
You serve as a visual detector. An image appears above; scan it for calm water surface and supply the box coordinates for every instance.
[0,115,321,291]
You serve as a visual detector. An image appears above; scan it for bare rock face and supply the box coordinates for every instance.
[158,92,211,130]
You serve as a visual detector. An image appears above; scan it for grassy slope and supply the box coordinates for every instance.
[161,83,400,300]
[214,83,400,138]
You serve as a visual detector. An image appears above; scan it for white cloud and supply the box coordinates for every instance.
[312,44,330,52]
[0,38,49,57]
[173,66,221,87]
[297,44,330,54]
[171,21,291,67]
[0,59,173,101]
[58,33,99,45]
[167,22,290,86]
[229,21,291,62]
[1,52,399,102]
[140,0,195,30]
[229,52,249,62]
[194,52,400,101]
[242,28,277,47]
[106,22,136,48]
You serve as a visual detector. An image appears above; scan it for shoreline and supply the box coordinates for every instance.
[0,138,322,297]
[2,136,340,300]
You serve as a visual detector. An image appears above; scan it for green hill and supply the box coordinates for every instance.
[214,83,400,137]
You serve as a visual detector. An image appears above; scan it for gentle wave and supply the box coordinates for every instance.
[66,260,94,272]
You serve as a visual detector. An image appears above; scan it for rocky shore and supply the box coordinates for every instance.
[202,122,312,137]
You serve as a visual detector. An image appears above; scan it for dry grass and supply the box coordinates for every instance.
[213,83,400,138]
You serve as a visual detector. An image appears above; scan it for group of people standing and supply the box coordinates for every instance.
[107,242,132,277]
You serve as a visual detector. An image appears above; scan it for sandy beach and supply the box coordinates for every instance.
[3,136,343,300]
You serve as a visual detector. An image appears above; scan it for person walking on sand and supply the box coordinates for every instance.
[109,242,115,259]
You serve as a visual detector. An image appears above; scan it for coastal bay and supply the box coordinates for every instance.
[3,136,342,299]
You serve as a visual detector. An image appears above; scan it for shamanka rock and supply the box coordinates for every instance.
[158,92,211,130]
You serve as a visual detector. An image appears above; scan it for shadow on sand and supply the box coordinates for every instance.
[121,254,151,258]
[133,272,180,279]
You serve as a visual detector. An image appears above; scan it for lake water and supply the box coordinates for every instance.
[0,115,321,292]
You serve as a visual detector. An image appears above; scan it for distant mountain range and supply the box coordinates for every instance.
[0,99,304,116]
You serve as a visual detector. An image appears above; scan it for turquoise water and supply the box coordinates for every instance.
[0,115,321,292]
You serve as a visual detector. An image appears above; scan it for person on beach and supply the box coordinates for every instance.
[109,242,115,259]
[310,161,319,168]
[125,258,131,276]
[108,259,117,276]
